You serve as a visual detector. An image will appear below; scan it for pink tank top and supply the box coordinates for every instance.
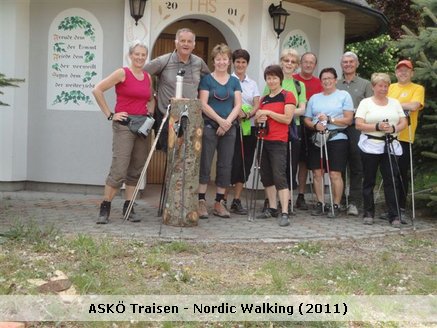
[115,67,151,115]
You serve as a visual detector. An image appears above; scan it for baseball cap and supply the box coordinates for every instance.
[395,60,413,70]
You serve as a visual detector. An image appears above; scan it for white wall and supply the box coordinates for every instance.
[318,12,345,75]
[27,0,124,185]
[0,0,30,181]
[0,0,349,188]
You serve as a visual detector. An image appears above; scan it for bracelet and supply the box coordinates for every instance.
[392,125,396,133]
[107,113,114,121]
[313,121,319,130]
[375,122,380,131]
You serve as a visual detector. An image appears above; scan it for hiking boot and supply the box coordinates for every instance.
[400,208,408,225]
[390,217,401,228]
[213,200,231,218]
[347,204,359,216]
[363,212,374,225]
[230,199,248,215]
[123,200,141,222]
[198,200,209,219]
[278,213,290,227]
[295,194,308,210]
[381,210,407,224]
[311,202,324,216]
[261,199,269,212]
[326,203,340,219]
[97,201,111,224]
[257,207,278,219]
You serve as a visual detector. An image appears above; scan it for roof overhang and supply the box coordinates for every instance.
[287,0,389,43]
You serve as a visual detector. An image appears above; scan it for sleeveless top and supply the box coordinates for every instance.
[115,67,151,115]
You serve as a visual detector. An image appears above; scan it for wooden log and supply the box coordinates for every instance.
[162,99,203,227]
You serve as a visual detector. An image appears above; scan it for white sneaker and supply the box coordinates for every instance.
[347,204,359,216]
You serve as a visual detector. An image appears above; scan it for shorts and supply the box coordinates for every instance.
[260,140,288,190]
[307,139,348,172]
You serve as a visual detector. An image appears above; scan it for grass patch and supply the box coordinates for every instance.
[288,241,322,256]
[0,230,435,326]
[0,220,58,240]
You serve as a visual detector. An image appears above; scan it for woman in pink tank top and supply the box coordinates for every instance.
[92,40,154,224]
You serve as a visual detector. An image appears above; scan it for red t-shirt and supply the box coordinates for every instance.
[259,89,296,142]
[293,73,323,100]
[115,67,151,115]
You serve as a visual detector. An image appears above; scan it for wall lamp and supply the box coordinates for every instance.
[129,0,147,25]
[268,1,290,38]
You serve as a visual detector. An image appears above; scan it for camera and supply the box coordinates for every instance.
[137,115,155,137]
[177,69,186,76]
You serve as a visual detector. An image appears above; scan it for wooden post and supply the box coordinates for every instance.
[162,99,203,227]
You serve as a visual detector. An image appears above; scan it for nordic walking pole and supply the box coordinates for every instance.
[239,123,250,215]
[323,132,335,218]
[288,140,295,215]
[157,159,168,216]
[124,104,171,223]
[385,129,402,231]
[407,114,416,229]
[302,123,315,202]
[345,167,349,209]
[319,131,325,213]
[248,123,265,222]
[375,179,384,203]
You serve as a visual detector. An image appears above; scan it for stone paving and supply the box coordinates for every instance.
[0,185,435,243]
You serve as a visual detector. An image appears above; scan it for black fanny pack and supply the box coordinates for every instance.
[311,129,340,147]
[365,134,397,143]
[121,115,155,137]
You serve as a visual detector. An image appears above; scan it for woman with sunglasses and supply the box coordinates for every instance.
[197,44,242,219]
[304,67,354,218]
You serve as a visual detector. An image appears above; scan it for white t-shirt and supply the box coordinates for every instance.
[355,97,405,155]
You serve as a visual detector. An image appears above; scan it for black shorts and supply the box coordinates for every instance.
[260,140,288,190]
[307,138,348,172]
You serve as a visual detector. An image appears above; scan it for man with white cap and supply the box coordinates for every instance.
[387,59,425,223]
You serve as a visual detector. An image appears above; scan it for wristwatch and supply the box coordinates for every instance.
[107,113,114,121]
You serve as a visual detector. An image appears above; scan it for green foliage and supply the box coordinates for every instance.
[53,42,66,53]
[58,16,95,41]
[82,71,97,82]
[345,35,397,80]
[52,90,93,105]
[368,0,422,39]
[394,0,437,213]
[84,51,95,63]
[0,73,25,106]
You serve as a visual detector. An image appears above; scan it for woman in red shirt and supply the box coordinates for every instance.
[92,40,154,224]
[255,65,296,227]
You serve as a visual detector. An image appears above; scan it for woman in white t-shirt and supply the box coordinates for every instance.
[355,73,407,227]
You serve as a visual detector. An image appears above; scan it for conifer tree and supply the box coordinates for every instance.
[0,73,25,106]
[394,0,437,211]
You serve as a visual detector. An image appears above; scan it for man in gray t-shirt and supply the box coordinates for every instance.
[144,28,210,151]
[337,51,373,216]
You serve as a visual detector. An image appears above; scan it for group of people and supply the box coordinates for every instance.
[92,27,425,229]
